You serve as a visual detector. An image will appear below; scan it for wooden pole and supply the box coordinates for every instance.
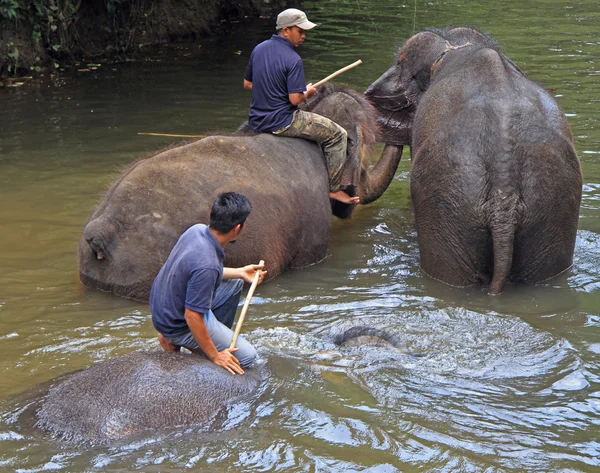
[137,132,206,138]
[230,260,265,349]
[311,59,362,88]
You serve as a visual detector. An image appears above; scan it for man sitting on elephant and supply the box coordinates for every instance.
[150,192,266,375]
[243,8,360,205]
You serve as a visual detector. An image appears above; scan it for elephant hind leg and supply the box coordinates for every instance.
[511,141,581,285]
[511,219,577,285]
[417,215,493,289]
[158,334,181,353]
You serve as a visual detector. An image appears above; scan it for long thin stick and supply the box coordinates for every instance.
[137,132,206,138]
[230,260,264,349]
[312,59,362,88]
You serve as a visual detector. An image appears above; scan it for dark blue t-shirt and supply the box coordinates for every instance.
[150,224,224,336]
[245,35,307,133]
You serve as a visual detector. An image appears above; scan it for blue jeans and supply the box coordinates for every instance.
[166,279,257,368]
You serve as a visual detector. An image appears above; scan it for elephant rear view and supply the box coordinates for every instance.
[365,27,582,294]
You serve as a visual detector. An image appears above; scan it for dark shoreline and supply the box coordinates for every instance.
[0,0,293,82]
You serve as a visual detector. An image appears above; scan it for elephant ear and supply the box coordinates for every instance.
[395,31,448,107]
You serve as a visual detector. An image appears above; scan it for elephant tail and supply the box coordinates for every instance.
[488,193,520,295]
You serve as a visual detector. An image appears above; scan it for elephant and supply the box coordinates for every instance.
[35,326,400,443]
[80,83,403,301]
[364,27,582,294]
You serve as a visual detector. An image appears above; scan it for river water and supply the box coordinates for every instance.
[1,0,599,471]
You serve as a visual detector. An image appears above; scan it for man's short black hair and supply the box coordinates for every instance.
[209,192,252,233]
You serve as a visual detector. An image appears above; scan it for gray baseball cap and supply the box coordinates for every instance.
[276,9,317,30]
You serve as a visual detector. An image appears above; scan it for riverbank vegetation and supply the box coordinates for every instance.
[0,0,289,80]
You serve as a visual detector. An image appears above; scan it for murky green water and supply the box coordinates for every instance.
[1,0,599,471]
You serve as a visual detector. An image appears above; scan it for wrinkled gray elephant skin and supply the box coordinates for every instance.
[35,326,403,443]
[80,83,403,301]
[36,351,265,443]
[333,326,405,349]
[365,27,582,294]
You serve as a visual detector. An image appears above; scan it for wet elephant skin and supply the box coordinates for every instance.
[79,84,403,301]
[365,27,582,294]
[35,326,400,443]
[36,351,265,443]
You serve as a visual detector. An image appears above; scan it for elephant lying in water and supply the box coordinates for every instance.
[36,351,265,443]
[80,84,402,301]
[365,27,582,294]
[35,326,400,443]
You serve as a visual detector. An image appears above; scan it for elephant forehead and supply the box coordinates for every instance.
[398,31,443,61]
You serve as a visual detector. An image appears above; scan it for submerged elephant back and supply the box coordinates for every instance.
[79,134,331,301]
[36,351,265,443]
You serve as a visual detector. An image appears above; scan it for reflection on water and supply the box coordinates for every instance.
[1,0,599,471]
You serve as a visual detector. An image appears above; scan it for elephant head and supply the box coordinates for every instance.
[364,28,505,145]
[302,83,403,216]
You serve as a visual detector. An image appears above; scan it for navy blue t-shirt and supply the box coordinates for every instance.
[150,224,224,336]
[245,35,307,133]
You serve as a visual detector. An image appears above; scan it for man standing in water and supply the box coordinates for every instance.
[150,192,266,375]
[243,8,359,205]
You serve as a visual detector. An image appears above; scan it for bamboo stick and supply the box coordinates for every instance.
[311,59,362,88]
[137,132,205,138]
[230,260,265,349]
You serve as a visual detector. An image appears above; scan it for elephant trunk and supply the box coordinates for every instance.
[359,144,403,205]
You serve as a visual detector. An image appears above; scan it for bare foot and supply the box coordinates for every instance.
[329,190,360,204]
[158,334,181,353]
[189,347,206,357]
